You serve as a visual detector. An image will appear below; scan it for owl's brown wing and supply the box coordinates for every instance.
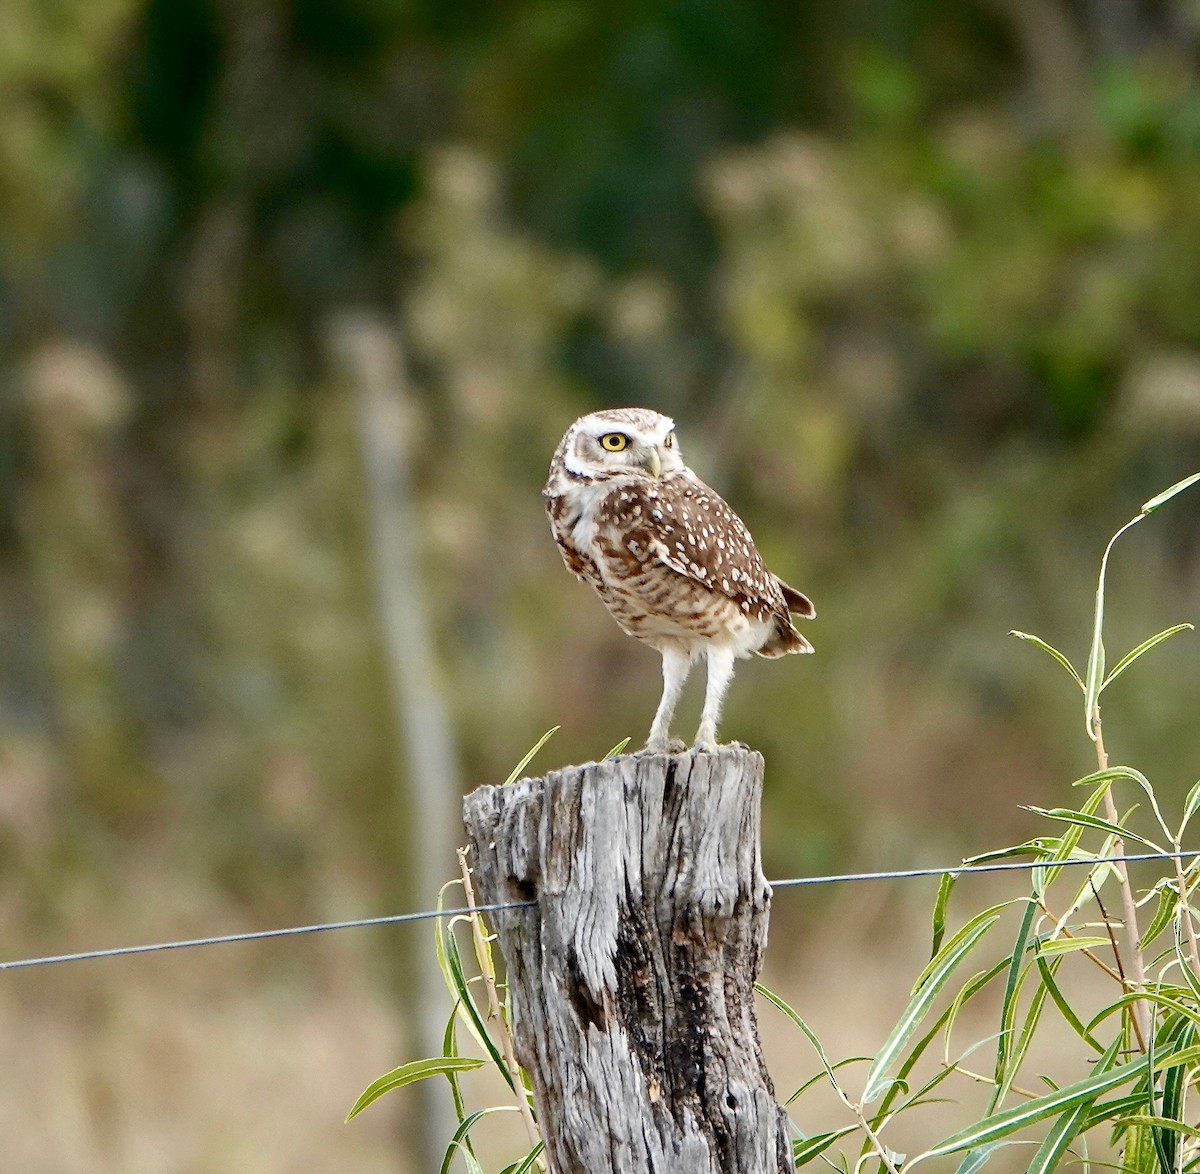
[599,474,788,616]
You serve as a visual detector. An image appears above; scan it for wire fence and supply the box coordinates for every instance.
[0,850,1189,972]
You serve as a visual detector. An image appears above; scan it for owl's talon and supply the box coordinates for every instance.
[640,736,687,756]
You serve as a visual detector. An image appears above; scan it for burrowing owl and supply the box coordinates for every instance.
[544,407,814,752]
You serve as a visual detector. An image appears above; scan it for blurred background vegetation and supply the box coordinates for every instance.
[1,0,1199,1169]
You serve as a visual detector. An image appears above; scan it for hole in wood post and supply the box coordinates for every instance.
[565,945,608,1031]
[508,876,536,902]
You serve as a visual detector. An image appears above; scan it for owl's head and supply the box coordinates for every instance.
[555,408,685,483]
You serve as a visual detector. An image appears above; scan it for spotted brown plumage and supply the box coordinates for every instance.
[544,407,814,752]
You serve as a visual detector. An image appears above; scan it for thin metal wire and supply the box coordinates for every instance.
[0,902,536,972]
[0,849,1190,972]
[769,849,1190,888]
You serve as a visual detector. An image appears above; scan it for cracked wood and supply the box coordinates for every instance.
[462,746,791,1174]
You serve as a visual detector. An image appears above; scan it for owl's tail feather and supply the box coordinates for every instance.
[757,614,814,658]
[779,580,816,618]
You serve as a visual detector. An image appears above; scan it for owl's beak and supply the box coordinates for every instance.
[639,446,662,479]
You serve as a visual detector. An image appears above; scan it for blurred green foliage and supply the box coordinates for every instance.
[0,0,1199,969]
[2,2,1200,1169]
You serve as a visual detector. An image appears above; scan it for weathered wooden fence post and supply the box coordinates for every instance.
[462,746,791,1174]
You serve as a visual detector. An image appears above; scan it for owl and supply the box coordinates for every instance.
[544,407,814,752]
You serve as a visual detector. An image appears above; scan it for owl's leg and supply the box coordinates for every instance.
[695,646,737,749]
[646,647,693,752]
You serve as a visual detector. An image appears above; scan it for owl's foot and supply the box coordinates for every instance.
[641,736,688,756]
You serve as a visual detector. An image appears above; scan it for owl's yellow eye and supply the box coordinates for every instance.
[663,432,674,448]
[600,433,628,452]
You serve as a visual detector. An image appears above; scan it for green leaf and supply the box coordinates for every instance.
[440,1108,518,1174]
[1085,515,1143,737]
[1181,781,1200,839]
[441,922,513,1090]
[500,1142,545,1174]
[1103,625,1195,691]
[603,736,632,758]
[792,1125,859,1166]
[1036,936,1114,957]
[1141,471,1200,514]
[1023,806,1166,854]
[1026,1099,1093,1174]
[755,983,839,1085]
[1068,764,1174,844]
[347,1057,486,1121]
[954,1141,1025,1173]
[1035,953,1104,1052]
[1118,1116,1200,1142]
[912,1039,1132,1165]
[1009,631,1084,690]
[988,900,1038,1113]
[1119,1113,1166,1174]
[996,975,1052,1110]
[786,1057,872,1105]
[862,908,1004,1104]
[1140,882,1180,950]
[441,1003,474,1143]
[1088,990,1200,1035]
[504,727,559,785]
[931,871,955,957]
[868,957,1012,1142]
[1175,940,1200,1004]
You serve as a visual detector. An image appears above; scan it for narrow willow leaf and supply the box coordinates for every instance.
[1181,780,1200,839]
[1036,954,1104,1052]
[792,1125,859,1166]
[603,736,631,758]
[955,1140,1025,1173]
[911,1044,1141,1164]
[1116,1116,1200,1142]
[1037,936,1115,957]
[1158,1021,1197,1171]
[1003,985,1055,1111]
[1141,470,1200,514]
[1103,624,1195,691]
[912,903,1013,994]
[500,1141,545,1174]
[1081,1092,1148,1130]
[1175,940,1200,1004]
[1140,883,1181,950]
[456,1145,486,1174]
[1023,806,1166,853]
[1085,514,1143,737]
[1026,1099,1093,1174]
[440,1108,517,1174]
[869,957,1012,1142]
[1087,991,1200,1034]
[1009,631,1085,690]
[932,871,955,957]
[1090,764,1172,842]
[445,926,513,1089]
[989,901,1038,1113]
[1034,785,1110,894]
[504,727,559,785]
[442,1004,473,1135]
[786,1058,872,1106]
[435,888,496,1063]
[863,910,1003,1104]
[1120,1113,1167,1174]
[347,1056,487,1121]
[755,983,839,1084]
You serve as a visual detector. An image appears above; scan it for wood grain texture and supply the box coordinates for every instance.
[462,747,791,1174]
